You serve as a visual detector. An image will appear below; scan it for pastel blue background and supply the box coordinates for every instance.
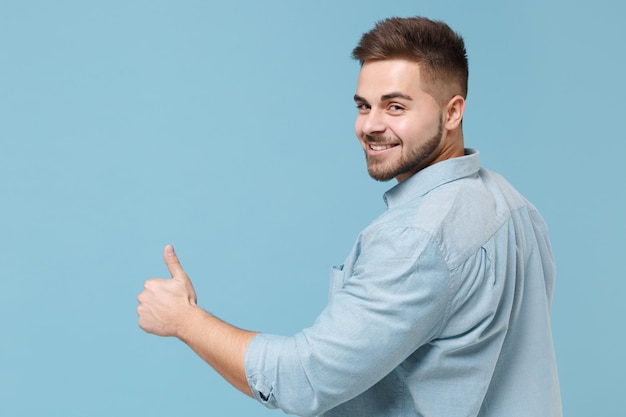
[1,1,623,416]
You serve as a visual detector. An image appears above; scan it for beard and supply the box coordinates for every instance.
[364,118,443,182]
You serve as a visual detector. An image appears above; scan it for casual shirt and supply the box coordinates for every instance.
[245,149,562,417]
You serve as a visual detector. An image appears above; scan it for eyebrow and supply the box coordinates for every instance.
[353,92,413,103]
[381,91,413,102]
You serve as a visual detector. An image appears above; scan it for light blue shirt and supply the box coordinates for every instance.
[245,150,562,417]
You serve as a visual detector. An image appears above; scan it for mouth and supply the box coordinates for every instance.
[369,143,397,151]
[366,141,400,156]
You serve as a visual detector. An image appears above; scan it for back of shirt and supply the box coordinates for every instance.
[246,152,562,417]
[321,164,562,416]
[475,169,561,416]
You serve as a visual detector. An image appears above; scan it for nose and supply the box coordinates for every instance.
[358,108,386,137]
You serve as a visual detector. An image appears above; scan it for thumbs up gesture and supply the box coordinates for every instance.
[137,245,198,337]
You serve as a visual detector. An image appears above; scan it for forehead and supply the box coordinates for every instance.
[356,59,425,99]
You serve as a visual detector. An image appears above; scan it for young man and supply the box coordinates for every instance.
[137,17,562,416]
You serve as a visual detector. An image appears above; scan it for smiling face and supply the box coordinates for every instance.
[354,59,461,182]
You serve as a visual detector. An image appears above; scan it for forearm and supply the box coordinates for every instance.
[177,305,258,397]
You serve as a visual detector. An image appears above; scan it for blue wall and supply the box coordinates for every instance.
[1,1,623,415]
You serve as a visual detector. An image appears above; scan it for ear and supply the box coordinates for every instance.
[444,95,465,131]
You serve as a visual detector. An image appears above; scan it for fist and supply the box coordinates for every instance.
[137,245,198,337]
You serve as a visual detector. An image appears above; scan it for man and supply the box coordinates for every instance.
[137,17,562,416]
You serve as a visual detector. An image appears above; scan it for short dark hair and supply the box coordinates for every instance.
[352,17,469,103]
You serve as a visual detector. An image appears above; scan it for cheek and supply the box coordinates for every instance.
[386,120,411,140]
[395,116,438,142]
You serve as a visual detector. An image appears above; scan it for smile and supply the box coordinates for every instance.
[368,143,398,151]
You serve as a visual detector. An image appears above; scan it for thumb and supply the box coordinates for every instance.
[163,244,188,281]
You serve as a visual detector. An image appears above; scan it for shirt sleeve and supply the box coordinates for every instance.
[245,226,453,417]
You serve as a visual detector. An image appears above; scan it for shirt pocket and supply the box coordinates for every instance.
[328,265,345,301]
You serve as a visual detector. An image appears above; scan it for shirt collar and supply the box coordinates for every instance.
[383,148,481,209]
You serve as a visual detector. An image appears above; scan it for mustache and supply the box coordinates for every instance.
[363,134,399,144]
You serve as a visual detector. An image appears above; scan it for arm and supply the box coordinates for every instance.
[136,244,257,397]
[246,227,453,415]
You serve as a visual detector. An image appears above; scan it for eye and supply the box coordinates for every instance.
[355,103,370,113]
[388,103,404,113]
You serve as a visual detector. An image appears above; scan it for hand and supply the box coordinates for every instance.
[137,244,198,337]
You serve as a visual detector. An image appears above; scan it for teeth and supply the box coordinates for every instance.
[370,144,393,151]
